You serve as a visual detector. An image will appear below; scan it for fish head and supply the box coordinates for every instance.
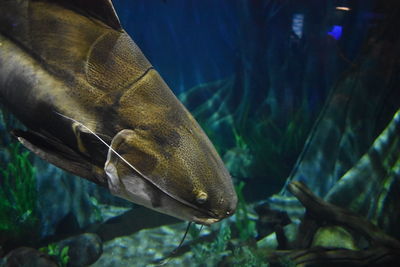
[104,71,237,225]
[105,127,237,225]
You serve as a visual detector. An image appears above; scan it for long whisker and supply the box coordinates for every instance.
[172,221,192,255]
[55,112,211,216]
[198,224,204,235]
[154,222,192,266]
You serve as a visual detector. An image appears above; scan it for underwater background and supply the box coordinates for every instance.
[1,0,400,266]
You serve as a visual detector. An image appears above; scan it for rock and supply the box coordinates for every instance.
[1,247,57,267]
[56,233,103,267]
[312,226,357,250]
[92,223,201,267]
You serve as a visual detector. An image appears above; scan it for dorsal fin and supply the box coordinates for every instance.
[48,0,122,30]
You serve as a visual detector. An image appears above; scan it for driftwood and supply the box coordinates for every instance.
[270,181,400,267]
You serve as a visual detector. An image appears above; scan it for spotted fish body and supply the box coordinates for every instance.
[0,0,237,225]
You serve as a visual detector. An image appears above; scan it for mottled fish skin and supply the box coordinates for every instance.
[0,0,237,224]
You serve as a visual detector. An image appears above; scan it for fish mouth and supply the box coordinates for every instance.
[105,159,229,225]
[191,206,236,226]
[192,217,221,226]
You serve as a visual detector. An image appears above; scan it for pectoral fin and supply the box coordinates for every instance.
[103,129,157,206]
[12,129,107,187]
[71,121,111,164]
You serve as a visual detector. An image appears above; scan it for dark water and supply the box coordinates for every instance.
[1,0,400,266]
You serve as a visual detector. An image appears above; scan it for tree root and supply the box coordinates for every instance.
[269,181,400,267]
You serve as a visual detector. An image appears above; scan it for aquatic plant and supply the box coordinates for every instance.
[246,107,313,182]
[188,181,263,266]
[89,196,104,223]
[0,142,39,244]
[183,82,314,188]
[234,181,257,241]
[228,247,268,267]
[278,256,296,267]
[191,221,232,267]
[40,243,70,267]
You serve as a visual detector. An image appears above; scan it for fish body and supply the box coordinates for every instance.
[0,0,236,225]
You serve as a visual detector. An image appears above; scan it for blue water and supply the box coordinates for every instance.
[114,0,371,97]
[2,0,400,266]
[114,0,239,94]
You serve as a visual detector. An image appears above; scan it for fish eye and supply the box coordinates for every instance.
[196,191,208,204]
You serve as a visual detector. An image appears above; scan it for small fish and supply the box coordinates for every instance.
[0,0,237,225]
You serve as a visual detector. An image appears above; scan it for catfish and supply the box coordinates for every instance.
[0,0,237,225]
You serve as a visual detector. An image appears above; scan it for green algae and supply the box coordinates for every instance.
[0,142,39,245]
